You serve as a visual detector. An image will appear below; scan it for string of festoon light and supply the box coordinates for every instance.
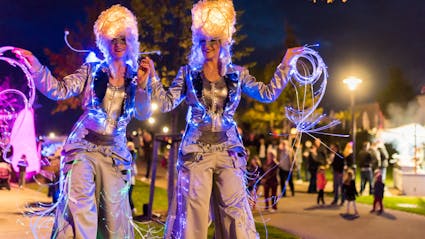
[313,0,348,3]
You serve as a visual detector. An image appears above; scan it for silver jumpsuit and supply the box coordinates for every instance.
[32,62,151,239]
[151,63,289,239]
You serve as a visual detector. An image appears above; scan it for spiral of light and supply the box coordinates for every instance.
[0,46,36,162]
[283,45,342,134]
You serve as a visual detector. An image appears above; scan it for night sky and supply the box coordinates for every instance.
[1,0,424,135]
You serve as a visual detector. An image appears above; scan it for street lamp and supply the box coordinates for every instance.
[162,126,169,133]
[148,117,156,125]
[48,132,56,139]
[343,76,362,171]
[151,102,158,112]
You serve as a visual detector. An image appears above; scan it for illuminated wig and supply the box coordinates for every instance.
[189,0,236,75]
[93,4,140,71]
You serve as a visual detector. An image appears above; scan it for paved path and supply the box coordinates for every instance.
[253,191,425,239]
[0,183,52,239]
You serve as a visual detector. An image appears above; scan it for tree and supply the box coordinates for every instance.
[376,67,416,118]
[131,0,192,86]
[44,0,106,113]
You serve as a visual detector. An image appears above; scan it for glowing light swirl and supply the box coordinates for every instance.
[250,47,348,237]
[285,45,341,135]
[0,46,36,161]
[0,46,35,109]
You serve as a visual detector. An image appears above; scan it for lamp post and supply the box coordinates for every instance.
[343,76,362,170]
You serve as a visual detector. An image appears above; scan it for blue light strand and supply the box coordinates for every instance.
[250,46,351,235]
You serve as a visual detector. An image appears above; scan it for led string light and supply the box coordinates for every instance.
[285,45,328,130]
[248,47,349,236]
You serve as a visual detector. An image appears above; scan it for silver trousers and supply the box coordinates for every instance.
[165,151,259,239]
[52,151,133,239]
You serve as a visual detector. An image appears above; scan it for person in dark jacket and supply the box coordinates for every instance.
[262,151,279,212]
[357,141,374,195]
[307,144,319,193]
[330,143,345,205]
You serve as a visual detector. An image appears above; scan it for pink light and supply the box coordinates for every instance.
[10,107,40,176]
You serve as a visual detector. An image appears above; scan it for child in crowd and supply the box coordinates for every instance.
[316,166,327,205]
[371,170,385,214]
[343,169,359,216]
[262,151,279,212]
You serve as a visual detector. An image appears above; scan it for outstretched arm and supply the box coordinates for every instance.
[14,48,87,100]
[241,47,302,103]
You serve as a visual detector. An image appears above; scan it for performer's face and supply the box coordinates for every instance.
[200,37,221,61]
[109,36,127,60]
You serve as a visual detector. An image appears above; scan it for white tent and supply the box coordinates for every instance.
[380,123,425,167]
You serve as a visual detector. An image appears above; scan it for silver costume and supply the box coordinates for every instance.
[151,63,289,239]
[32,62,151,239]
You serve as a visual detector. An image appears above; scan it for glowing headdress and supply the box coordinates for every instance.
[191,0,236,44]
[93,5,140,70]
[189,0,236,74]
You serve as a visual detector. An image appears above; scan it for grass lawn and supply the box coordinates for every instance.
[357,195,425,216]
[321,165,425,216]
[132,179,169,216]
[131,180,298,238]
[354,166,425,216]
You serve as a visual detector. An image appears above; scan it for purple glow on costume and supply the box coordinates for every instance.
[0,46,39,176]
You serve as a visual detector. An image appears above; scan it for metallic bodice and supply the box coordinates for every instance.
[151,63,290,156]
[200,76,228,132]
[101,83,126,135]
